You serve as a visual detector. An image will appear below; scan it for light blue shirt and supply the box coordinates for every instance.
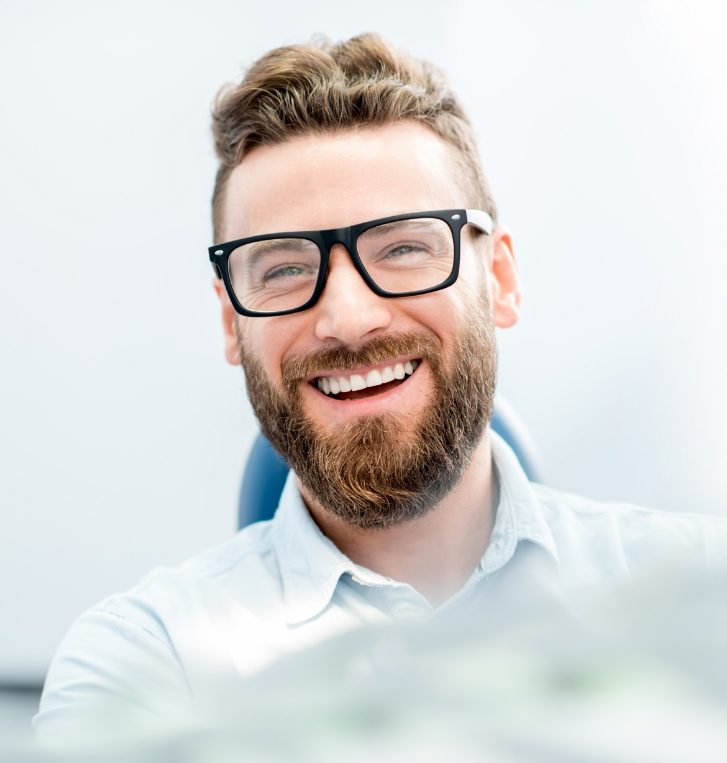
[34,432,726,740]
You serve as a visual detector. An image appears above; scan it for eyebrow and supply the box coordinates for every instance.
[244,238,315,255]
[362,219,445,238]
[241,238,319,271]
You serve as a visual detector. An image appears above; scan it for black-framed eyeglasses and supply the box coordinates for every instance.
[208,208,493,317]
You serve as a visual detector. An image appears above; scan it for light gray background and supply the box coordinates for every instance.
[1,0,726,684]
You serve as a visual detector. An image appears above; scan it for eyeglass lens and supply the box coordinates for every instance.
[227,217,454,314]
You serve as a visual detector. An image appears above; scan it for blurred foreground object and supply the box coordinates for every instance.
[10,564,727,762]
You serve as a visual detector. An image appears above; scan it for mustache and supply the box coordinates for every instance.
[281,332,441,388]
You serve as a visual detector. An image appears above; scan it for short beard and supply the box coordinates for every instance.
[237,302,497,530]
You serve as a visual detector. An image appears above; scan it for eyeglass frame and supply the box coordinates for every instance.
[208,208,494,318]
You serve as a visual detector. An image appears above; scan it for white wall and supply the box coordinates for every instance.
[1,0,725,682]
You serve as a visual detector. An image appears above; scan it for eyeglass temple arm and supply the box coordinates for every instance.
[465,209,494,235]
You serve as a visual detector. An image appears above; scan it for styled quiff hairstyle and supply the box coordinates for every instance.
[211,33,496,240]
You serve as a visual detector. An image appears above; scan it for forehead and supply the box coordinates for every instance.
[221,122,466,241]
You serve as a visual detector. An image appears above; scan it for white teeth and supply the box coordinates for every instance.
[316,360,420,396]
[366,369,383,387]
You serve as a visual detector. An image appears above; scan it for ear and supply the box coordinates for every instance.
[213,278,242,366]
[487,227,522,329]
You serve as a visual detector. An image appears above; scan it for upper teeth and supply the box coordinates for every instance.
[317,360,418,396]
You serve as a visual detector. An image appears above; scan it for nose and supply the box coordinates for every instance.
[313,244,394,346]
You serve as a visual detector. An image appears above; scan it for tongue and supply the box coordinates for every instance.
[336,377,406,401]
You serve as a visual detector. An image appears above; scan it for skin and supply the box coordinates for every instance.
[214,122,522,606]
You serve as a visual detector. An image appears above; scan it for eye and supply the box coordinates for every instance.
[263,263,316,284]
[384,244,423,258]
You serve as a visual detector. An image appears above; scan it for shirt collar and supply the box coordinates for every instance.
[482,430,559,574]
[272,429,559,625]
[272,475,376,625]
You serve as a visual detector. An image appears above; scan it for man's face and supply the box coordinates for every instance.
[215,122,520,528]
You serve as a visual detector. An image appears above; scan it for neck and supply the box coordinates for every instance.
[299,434,497,607]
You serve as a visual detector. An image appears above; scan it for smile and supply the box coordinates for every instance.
[312,359,420,400]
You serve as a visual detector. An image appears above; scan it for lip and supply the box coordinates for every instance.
[301,358,428,425]
[304,355,422,384]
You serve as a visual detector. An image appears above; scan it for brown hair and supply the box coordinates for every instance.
[211,33,496,240]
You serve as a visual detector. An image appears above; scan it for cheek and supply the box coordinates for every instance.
[240,317,307,386]
[415,275,491,364]
[401,292,469,368]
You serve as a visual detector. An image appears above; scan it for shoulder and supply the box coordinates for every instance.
[83,519,284,646]
[531,482,727,576]
[35,521,284,741]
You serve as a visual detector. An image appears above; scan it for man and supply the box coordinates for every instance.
[34,33,725,740]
